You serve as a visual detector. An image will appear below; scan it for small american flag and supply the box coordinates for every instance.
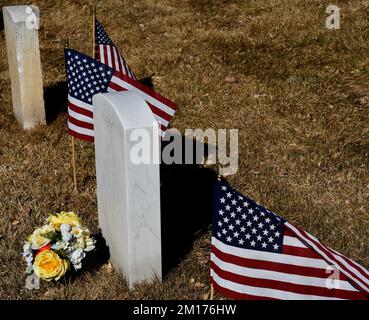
[211,180,369,300]
[95,19,136,80]
[64,49,176,142]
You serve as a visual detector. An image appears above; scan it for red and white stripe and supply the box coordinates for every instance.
[96,44,136,80]
[211,233,368,300]
[68,71,176,142]
[107,71,176,137]
[68,95,94,142]
[285,222,369,296]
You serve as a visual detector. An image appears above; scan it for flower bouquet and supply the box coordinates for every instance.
[22,211,96,288]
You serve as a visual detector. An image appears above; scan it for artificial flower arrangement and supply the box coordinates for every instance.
[22,211,96,287]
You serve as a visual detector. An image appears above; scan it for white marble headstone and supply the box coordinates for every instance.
[93,91,162,288]
[3,5,45,129]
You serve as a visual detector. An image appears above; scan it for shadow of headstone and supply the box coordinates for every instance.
[43,81,68,124]
[138,75,154,90]
[160,134,217,276]
[87,132,217,279]
[83,230,110,271]
[0,10,4,32]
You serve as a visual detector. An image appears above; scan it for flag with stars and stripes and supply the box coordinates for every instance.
[95,18,136,80]
[64,49,176,142]
[211,180,369,300]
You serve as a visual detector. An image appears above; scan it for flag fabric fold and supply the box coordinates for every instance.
[95,18,136,80]
[211,180,369,300]
[64,49,176,142]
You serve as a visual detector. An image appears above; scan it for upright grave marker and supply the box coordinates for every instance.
[93,91,162,288]
[3,5,45,129]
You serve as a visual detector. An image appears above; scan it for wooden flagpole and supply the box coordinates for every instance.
[92,6,96,58]
[65,37,78,193]
[71,136,77,193]
[208,164,223,300]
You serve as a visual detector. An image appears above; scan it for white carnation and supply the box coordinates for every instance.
[23,241,31,253]
[22,241,34,267]
[62,233,72,242]
[60,224,73,242]
[23,252,33,267]
[73,262,83,270]
[51,240,69,251]
[69,248,86,271]
[71,248,86,261]
[60,223,71,235]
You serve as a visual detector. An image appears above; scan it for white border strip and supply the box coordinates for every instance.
[112,76,175,116]
[212,237,328,269]
[68,95,94,113]
[68,108,94,124]
[286,223,369,294]
[211,253,358,291]
[68,121,94,137]
[211,269,342,300]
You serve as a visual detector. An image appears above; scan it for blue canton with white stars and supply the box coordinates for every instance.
[96,20,114,45]
[65,49,114,104]
[213,181,285,253]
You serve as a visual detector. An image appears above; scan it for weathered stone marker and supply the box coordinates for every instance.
[94,91,162,288]
[3,5,45,129]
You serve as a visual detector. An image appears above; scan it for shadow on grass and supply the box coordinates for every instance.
[0,10,3,32]
[160,134,217,277]
[43,81,68,124]
[138,75,155,90]
[70,135,216,280]
[85,134,217,278]
[83,230,110,271]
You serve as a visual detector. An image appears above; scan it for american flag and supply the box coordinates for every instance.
[211,180,369,300]
[64,49,176,142]
[95,19,136,80]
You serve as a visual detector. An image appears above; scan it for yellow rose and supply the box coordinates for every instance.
[33,250,69,281]
[28,225,54,250]
[49,211,81,231]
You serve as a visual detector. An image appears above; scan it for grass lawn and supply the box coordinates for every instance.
[0,0,369,299]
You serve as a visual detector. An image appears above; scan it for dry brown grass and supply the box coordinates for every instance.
[1,0,369,299]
